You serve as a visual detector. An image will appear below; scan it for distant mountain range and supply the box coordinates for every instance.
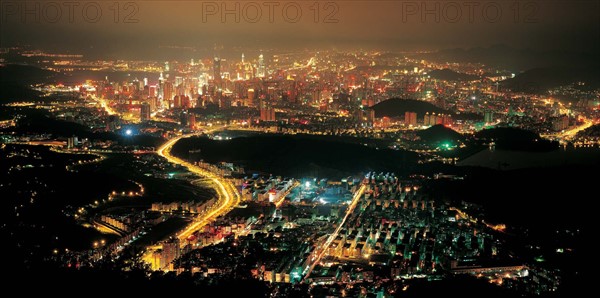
[0,64,58,102]
[428,69,480,81]
[413,44,600,71]
[0,81,43,103]
[0,64,64,84]
[500,67,600,93]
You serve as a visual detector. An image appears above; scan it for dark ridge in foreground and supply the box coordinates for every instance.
[417,124,465,146]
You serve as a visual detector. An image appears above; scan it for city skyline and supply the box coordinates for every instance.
[1,0,596,296]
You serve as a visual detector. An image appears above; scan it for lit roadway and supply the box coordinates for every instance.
[557,117,594,140]
[541,117,594,141]
[90,95,116,115]
[303,184,367,281]
[274,180,301,208]
[156,128,241,243]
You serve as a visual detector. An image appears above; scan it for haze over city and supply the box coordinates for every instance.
[2,0,599,59]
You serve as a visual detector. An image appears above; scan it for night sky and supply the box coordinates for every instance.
[1,0,599,58]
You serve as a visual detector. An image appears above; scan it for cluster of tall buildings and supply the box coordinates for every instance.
[404,112,418,126]
[403,112,452,127]
[551,115,570,131]
[140,103,151,121]
[424,112,452,126]
[93,52,271,124]
[260,99,276,122]
[149,238,181,271]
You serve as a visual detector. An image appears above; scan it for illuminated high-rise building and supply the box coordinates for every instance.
[247,89,255,107]
[188,113,196,129]
[158,72,165,99]
[173,95,190,109]
[175,76,183,88]
[552,115,569,131]
[424,112,438,126]
[436,114,444,125]
[148,85,157,97]
[165,61,170,72]
[149,96,158,111]
[442,114,452,126]
[140,103,151,121]
[213,56,222,84]
[260,99,276,122]
[404,111,417,126]
[198,73,209,92]
[163,82,174,107]
[257,53,266,78]
[182,95,190,108]
[381,116,391,128]
[484,111,494,123]
[161,238,180,271]
[367,109,375,125]
[173,95,182,108]
[67,136,76,149]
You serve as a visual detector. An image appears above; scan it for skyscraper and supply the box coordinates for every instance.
[367,109,375,125]
[188,113,196,129]
[67,136,76,149]
[484,111,494,123]
[257,53,266,78]
[405,111,418,126]
[161,238,180,271]
[140,103,151,121]
[247,88,255,107]
[260,99,275,122]
[213,56,222,85]
[163,81,174,108]
[158,72,165,99]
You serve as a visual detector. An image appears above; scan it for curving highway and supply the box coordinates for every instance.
[558,117,594,140]
[156,130,241,242]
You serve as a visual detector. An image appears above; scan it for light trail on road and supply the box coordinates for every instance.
[303,184,366,281]
[274,181,300,208]
[156,128,241,242]
[541,117,594,141]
